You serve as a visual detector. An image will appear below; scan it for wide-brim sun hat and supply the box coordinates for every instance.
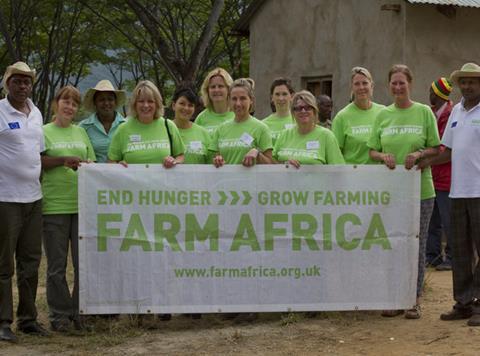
[2,61,36,93]
[450,62,480,85]
[83,79,126,112]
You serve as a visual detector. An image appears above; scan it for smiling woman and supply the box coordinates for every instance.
[262,78,296,144]
[195,68,235,136]
[272,90,344,168]
[367,64,441,319]
[332,67,385,164]
[108,80,185,168]
[209,78,273,167]
[79,80,126,163]
[40,85,96,332]
[172,87,211,164]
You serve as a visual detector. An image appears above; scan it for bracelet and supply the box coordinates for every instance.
[418,149,425,159]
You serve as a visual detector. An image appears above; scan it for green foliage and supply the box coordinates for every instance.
[0,0,253,116]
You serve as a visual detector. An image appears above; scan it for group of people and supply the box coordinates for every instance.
[1,59,480,343]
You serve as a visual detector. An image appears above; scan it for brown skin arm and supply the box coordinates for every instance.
[405,146,439,170]
[41,155,83,170]
[417,147,451,170]
[256,149,273,164]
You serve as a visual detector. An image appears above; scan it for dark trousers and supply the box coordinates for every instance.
[451,198,480,312]
[426,190,452,264]
[42,214,79,322]
[0,200,42,326]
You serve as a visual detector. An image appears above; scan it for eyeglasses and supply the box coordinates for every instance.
[293,105,313,113]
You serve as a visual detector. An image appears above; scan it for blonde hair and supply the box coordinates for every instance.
[230,78,255,113]
[129,80,164,119]
[351,66,373,83]
[200,68,233,110]
[351,67,374,101]
[291,90,319,117]
[51,85,81,114]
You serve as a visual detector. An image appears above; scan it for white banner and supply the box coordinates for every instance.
[78,164,420,314]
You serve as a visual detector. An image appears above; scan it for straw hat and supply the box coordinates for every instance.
[2,61,36,92]
[450,63,480,85]
[83,80,126,112]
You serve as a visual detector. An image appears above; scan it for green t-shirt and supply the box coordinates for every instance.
[332,102,385,164]
[367,102,440,200]
[177,123,212,164]
[108,117,185,164]
[42,123,96,214]
[195,108,235,136]
[263,113,296,144]
[273,126,345,165]
[209,116,273,164]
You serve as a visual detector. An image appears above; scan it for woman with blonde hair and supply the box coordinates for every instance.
[195,68,234,135]
[41,85,96,332]
[368,64,440,319]
[273,90,344,167]
[210,78,273,167]
[108,80,185,167]
[332,67,385,164]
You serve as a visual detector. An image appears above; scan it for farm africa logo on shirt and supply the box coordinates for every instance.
[127,139,170,152]
[51,141,86,149]
[351,125,372,135]
[381,125,423,136]
[277,148,319,160]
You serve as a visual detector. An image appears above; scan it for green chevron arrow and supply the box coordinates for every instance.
[218,191,228,205]
[230,191,240,205]
[242,191,252,205]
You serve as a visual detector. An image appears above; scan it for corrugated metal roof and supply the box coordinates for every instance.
[407,0,480,7]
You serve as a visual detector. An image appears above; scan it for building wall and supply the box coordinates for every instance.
[248,0,406,118]
[405,4,480,103]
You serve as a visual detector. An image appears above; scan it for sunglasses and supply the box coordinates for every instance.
[293,105,313,113]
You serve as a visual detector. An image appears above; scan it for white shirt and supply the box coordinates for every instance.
[442,99,480,198]
[0,97,44,203]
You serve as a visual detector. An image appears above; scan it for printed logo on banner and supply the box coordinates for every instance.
[8,122,20,129]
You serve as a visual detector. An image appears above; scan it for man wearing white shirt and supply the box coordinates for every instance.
[0,62,49,342]
[420,62,480,327]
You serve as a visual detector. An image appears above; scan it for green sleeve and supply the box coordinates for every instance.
[195,109,207,126]
[208,126,220,153]
[272,137,280,161]
[366,115,382,151]
[257,124,273,152]
[331,113,345,150]
[272,130,287,161]
[43,128,51,153]
[168,120,186,157]
[80,127,97,162]
[108,126,123,161]
[425,107,441,148]
[324,131,345,164]
[202,128,213,163]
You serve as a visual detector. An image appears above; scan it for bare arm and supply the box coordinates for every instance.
[41,155,83,170]
[369,149,396,170]
[256,149,273,164]
[405,146,439,170]
[417,147,451,170]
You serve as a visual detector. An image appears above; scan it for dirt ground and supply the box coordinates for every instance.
[3,267,480,355]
